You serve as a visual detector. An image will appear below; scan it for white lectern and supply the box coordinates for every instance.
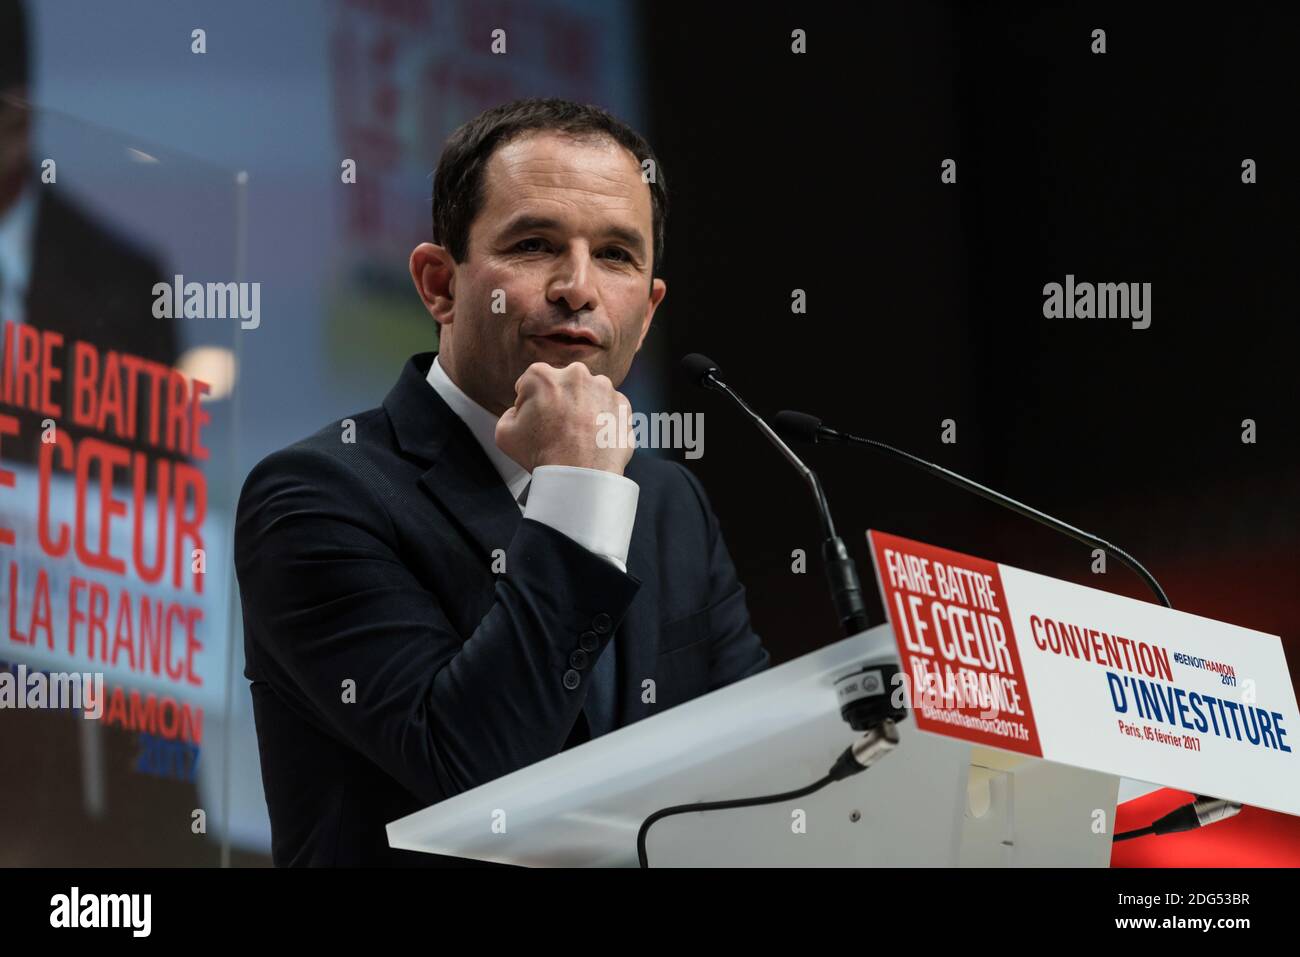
[387,625,1124,866]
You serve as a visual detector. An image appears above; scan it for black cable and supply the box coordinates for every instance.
[637,774,836,868]
[636,723,900,867]
[1113,800,1234,843]
[1114,826,1155,842]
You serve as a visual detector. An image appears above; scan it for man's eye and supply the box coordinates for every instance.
[515,238,548,253]
[600,248,631,262]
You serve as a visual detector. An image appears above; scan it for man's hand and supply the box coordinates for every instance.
[496,361,635,475]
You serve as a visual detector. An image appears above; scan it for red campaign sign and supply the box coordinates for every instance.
[868,530,1043,757]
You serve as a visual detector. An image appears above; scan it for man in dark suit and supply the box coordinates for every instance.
[235,98,769,867]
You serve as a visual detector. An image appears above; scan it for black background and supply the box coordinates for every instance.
[643,3,1299,686]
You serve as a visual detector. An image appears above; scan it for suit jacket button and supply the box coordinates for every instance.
[579,631,599,652]
[563,669,581,690]
[569,649,590,670]
[592,612,612,634]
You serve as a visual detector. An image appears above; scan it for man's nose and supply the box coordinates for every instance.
[546,245,599,313]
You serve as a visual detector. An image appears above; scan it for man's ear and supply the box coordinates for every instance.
[409,242,457,327]
[636,277,668,351]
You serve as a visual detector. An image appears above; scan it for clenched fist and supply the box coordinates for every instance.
[495,361,635,475]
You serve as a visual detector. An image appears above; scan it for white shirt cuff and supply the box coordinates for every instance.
[523,465,639,572]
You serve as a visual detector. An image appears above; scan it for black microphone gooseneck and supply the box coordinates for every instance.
[680,355,868,637]
[772,410,1170,605]
[637,361,901,867]
[771,408,1242,842]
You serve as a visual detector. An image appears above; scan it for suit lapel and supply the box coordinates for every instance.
[417,456,522,565]
[384,353,522,564]
[385,354,661,730]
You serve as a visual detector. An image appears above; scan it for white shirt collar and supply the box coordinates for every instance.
[426,353,531,504]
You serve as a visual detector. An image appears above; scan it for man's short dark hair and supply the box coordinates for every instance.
[431,97,668,276]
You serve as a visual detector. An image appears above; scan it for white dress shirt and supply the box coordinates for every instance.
[426,354,639,572]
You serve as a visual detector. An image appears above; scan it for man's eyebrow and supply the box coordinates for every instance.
[497,214,647,258]
[497,214,563,238]
[601,224,647,258]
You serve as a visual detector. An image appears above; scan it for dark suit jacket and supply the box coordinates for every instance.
[235,352,770,867]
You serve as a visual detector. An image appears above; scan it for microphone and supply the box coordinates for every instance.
[634,357,898,866]
[680,354,869,637]
[772,410,1171,605]
[771,408,1242,839]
